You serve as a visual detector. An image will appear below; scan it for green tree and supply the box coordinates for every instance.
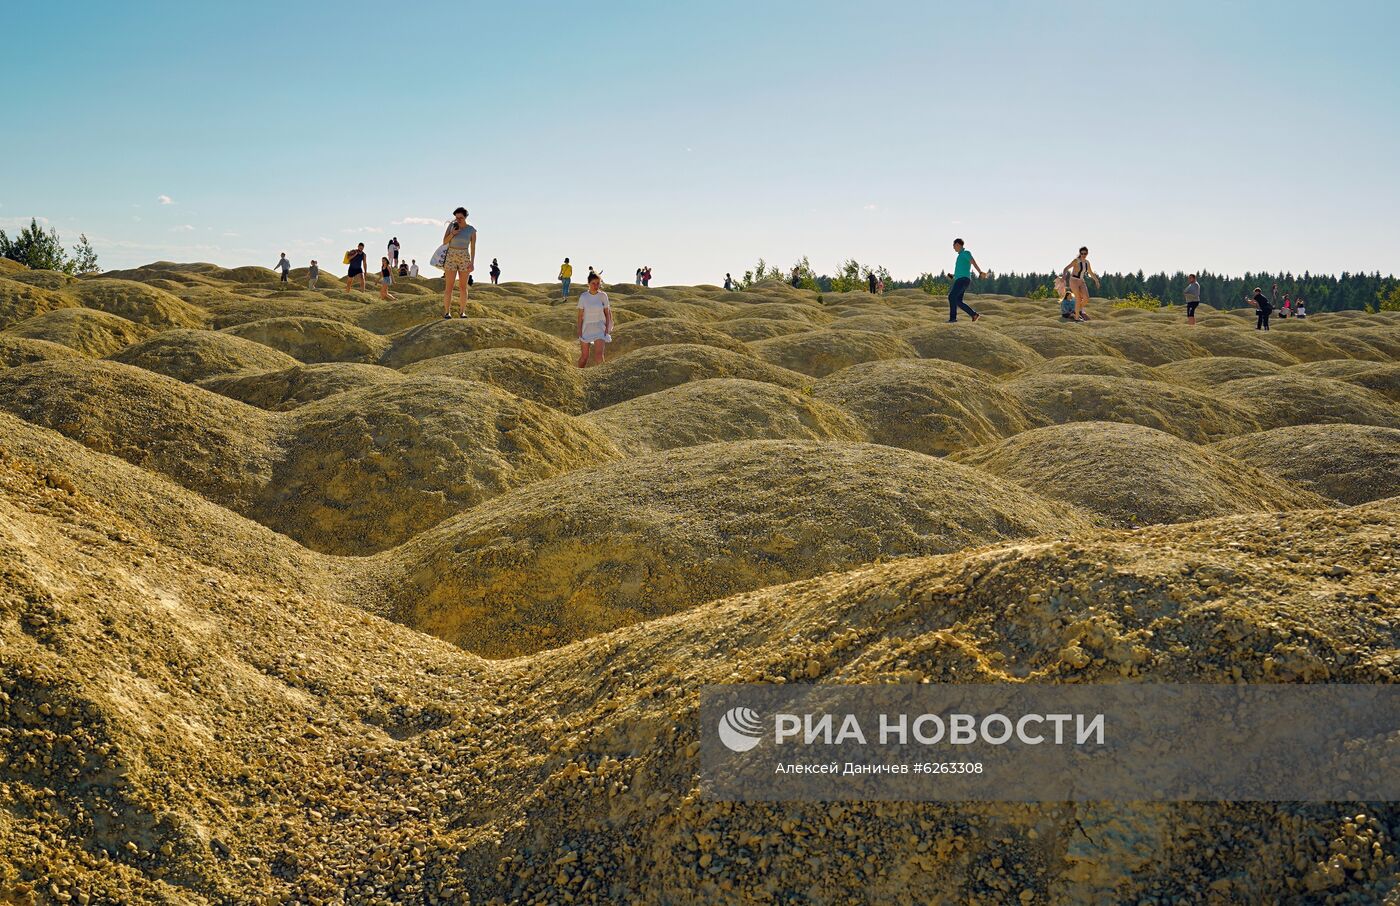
[70,233,100,275]
[0,218,70,272]
[1377,282,1400,312]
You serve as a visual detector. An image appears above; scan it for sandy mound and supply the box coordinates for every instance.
[0,359,276,510]
[1213,424,1400,505]
[1080,324,1208,365]
[520,305,648,342]
[953,421,1328,527]
[1183,327,1301,364]
[198,362,406,411]
[1216,373,1400,430]
[718,300,833,325]
[223,316,390,364]
[996,323,1119,359]
[404,348,587,413]
[204,297,358,329]
[0,276,73,328]
[752,329,917,377]
[582,343,809,409]
[110,328,300,383]
[1258,330,1350,363]
[605,317,753,359]
[814,359,1039,456]
[583,378,867,453]
[381,318,571,368]
[1292,360,1400,402]
[0,335,83,367]
[1018,355,1159,381]
[3,307,154,357]
[709,316,818,342]
[373,439,1089,656]
[67,278,207,329]
[1004,373,1260,443]
[899,323,1043,375]
[259,377,620,554]
[1153,356,1287,388]
[831,311,928,333]
[356,297,495,334]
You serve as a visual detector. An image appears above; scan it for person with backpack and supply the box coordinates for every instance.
[1185,274,1202,325]
[1062,246,1100,321]
[1247,285,1274,330]
[273,252,291,283]
[943,238,985,322]
[344,243,368,291]
[441,207,476,319]
[559,258,573,300]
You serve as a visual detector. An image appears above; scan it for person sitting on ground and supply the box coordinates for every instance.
[398,260,409,277]
[1279,294,1292,319]
[1184,274,1202,325]
[1295,297,1307,318]
[576,272,612,368]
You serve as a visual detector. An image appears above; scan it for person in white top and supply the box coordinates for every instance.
[575,272,613,368]
[408,259,419,277]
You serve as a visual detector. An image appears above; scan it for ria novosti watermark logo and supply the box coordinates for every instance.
[700,684,1400,802]
[717,706,764,752]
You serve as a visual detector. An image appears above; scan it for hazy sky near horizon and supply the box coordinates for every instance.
[5,0,1398,283]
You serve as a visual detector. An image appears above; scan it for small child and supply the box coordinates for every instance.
[575,272,612,368]
[308,260,319,289]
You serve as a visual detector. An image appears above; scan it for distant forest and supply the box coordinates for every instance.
[885,269,1397,312]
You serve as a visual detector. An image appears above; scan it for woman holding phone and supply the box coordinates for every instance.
[442,207,476,319]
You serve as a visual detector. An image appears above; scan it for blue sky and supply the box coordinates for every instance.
[4,0,1398,283]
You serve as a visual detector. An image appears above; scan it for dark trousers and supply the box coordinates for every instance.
[1256,309,1271,330]
[280,271,288,282]
[948,277,976,321]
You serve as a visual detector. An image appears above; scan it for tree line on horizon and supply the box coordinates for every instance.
[744,258,1400,312]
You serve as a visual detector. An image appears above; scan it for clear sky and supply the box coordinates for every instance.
[4,0,1398,284]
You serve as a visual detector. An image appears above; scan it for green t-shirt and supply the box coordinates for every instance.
[953,248,973,280]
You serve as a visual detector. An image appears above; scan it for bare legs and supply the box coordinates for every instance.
[442,268,470,317]
[576,339,606,368]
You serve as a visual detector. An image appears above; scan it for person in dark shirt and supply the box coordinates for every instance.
[1247,285,1274,330]
[344,243,367,291]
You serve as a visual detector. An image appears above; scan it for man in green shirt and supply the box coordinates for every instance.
[944,238,986,322]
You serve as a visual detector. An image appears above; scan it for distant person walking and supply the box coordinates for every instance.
[273,253,291,283]
[1247,285,1274,330]
[489,258,500,284]
[388,237,401,267]
[944,238,985,323]
[308,260,319,288]
[1185,274,1202,325]
[1061,247,1100,322]
[344,243,368,291]
[409,259,419,277]
[867,271,878,294]
[559,258,573,300]
[576,272,613,368]
[442,207,476,318]
[725,273,735,291]
[378,257,395,301]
